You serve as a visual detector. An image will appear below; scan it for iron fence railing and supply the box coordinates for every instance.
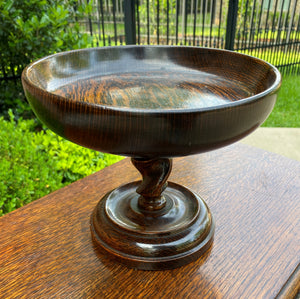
[234,0,300,75]
[78,0,300,76]
[1,0,300,84]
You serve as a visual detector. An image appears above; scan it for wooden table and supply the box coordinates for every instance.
[0,143,299,298]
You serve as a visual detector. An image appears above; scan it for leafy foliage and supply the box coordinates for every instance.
[0,112,123,216]
[0,0,92,72]
[0,0,93,117]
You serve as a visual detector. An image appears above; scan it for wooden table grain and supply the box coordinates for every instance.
[0,143,299,299]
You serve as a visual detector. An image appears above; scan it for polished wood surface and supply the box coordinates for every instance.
[91,181,214,270]
[22,46,281,158]
[90,156,215,269]
[0,144,299,298]
[132,158,172,210]
[52,70,254,108]
[90,156,214,269]
[21,46,281,269]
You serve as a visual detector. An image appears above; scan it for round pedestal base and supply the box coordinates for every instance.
[90,181,214,270]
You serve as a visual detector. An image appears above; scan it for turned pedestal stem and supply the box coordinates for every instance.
[90,157,215,270]
[131,158,172,211]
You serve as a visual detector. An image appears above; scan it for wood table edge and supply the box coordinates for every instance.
[276,264,300,299]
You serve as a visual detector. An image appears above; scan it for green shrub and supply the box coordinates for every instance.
[0,112,123,216]
[0,0,93,117]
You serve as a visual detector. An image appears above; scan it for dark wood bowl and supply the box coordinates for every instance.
[22,46,281,270]
[22,46,281,158]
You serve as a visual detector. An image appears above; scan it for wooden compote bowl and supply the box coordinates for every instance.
[22,46,281,270]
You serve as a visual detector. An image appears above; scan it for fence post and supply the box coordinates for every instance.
[124,0,136,45]
[225,0,239,50]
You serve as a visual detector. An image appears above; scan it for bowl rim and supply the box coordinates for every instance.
[22,45,282,115]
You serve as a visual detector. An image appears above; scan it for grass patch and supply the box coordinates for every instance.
[263,75,300,127]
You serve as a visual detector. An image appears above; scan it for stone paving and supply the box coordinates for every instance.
[241,127,300,161]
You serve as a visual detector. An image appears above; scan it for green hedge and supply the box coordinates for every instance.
[0,112,123,216]
[0,0,93,118]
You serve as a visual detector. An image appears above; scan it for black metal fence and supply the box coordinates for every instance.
[1,0,299,84]
[79,0,300,75]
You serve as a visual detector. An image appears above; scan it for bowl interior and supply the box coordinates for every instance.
[26,46,279,111]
